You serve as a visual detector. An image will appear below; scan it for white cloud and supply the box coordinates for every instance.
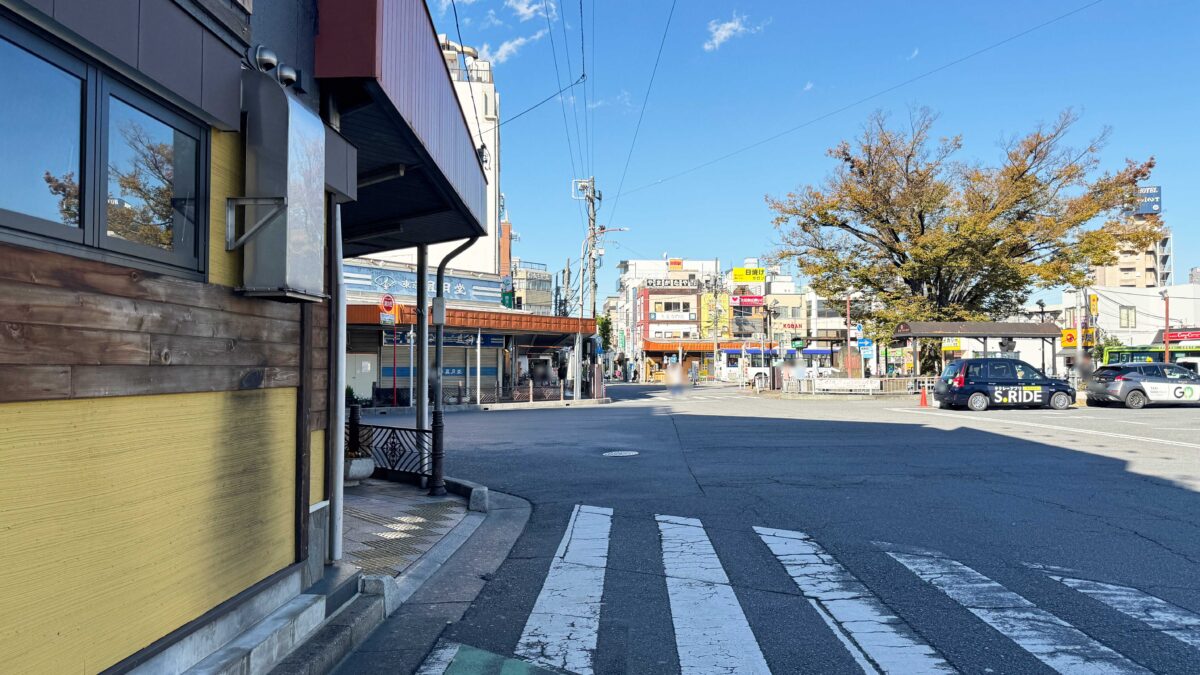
[479,9,504,29]
[907,47,920,60]
[588,90,632,110]
[506,0,555,22]
[479,28,548,64]
[435,0,480,15]
[802,81,814,92]
[703,12,769,52]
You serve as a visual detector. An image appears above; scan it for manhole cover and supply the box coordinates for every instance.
[603,450,639,457]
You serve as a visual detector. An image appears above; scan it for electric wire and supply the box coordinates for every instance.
[605,0,678,229]
[616,0,1107,200]
[557,0,589,174]
[449,0,482,134]
[541,0,589,231]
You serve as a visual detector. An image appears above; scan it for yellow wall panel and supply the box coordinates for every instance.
[0,388,297,673]
[209,129,244,287]
[310,429,326,506]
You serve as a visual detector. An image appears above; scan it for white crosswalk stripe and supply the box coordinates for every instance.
[881,543,1151,674]
[515,504,612,674]
[657,514,771,674]
[1044,572,1200,651]
[490,508,1193,674]
[756,527,955,673]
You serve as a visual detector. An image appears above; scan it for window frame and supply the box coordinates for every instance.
[0,15,208,280]
[1119,305,1136,329]
[99,79,205,270]
[0,19,92,245]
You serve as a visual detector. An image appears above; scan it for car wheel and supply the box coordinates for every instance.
[1049,392,1073,410]
[967,392,989,412]
[1124,390,1147,410]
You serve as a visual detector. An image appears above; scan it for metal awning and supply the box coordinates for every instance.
[316,0,487,256]
[894,321,1060,339]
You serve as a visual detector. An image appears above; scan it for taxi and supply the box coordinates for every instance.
[934,358,1075,411]
[1087,362,1200,409]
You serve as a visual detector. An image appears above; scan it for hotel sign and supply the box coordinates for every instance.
[645,278,699,289]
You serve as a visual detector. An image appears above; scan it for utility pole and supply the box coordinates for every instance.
[1074,287,1085,385]
[1162,288,1171,363]
[845,295,853,378]
[572,177,601,401]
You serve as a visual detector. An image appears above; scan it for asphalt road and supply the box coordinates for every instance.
[394,384,1200,673]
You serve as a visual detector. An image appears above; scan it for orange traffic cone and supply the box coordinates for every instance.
[919,386,929,407]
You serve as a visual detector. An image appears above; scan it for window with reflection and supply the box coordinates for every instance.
[0,17,206,275]
[106,97,198,253]
[0,33,83,234]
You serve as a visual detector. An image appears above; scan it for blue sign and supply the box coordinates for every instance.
[857,337,874,348]
[383,331,505,348]
[342,263,503,304]
[382,367,499,378]
[1133,186,1162,215]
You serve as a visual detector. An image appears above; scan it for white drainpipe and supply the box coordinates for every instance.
[330,204,347,560]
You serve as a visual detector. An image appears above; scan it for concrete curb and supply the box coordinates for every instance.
[364,398,612,416]
[270,483,494,675]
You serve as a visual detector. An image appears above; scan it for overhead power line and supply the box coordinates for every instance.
[616,0,1106,200]
[605,0,678,229]
[449,0,481,134]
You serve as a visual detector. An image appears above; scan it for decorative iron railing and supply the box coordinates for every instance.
[347,405,431,476]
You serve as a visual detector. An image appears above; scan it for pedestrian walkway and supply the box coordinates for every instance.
[420,505,1200,674]
[343,480,467,577]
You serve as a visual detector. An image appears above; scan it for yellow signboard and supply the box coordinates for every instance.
[1089,293,1099,316]
[941,337,963,351]
[1061,328,1096,348]
[668,258,683,270]
[732,267,765,283]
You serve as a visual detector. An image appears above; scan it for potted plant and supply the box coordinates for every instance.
[344,403,375,485]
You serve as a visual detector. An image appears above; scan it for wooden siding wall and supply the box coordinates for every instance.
[0,243,302,401]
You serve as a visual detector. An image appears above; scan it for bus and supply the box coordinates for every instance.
[1103,345,1200,373]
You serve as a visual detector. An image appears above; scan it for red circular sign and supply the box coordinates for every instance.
[379,294,395,313]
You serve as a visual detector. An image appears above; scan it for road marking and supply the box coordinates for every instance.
[893,408,1200,450]
[881,544,1150,674]
[416,641,461,675]
[657,515,771,674]
[1045,574,1200,650]
[515,504,612,674]
[756,527,955,673]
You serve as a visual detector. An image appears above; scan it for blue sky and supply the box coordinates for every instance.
[430,0,1200,299]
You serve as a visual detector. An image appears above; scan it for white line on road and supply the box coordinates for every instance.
[755,527,955,673]
[657,514,771,674]
[415,641,462,675]
[892,408,1200,450]
[1046,574,1200,650]
[515,504,613,675]
[882,544,1150,674]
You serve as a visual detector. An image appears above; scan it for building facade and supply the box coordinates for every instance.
[513,258,554,315]
[367,34,502,277]
[1091,187,1172,288]
[0,0,487,671]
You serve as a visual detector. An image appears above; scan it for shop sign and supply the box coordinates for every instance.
[651,311,695,321]
[732,267,765,283]
[776,320,805,331]
[942,337,963,351]
[344,263,503,304]
[1061,328,1096,348]
[668,258,683,270]
[1167,330,1200,342]
[384,332,505,348]
[731,295,764,307]
[645,278,699,289]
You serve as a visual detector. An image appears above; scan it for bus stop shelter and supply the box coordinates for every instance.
[893,321,1061,375]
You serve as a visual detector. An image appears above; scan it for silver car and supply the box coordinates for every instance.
[1088,362,1200,409]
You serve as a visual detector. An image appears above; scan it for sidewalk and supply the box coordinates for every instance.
[343,480,467,578]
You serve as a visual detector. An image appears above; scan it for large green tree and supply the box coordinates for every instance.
[768,108,1158,341]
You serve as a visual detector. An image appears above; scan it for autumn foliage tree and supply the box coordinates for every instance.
[768,108,1158,341]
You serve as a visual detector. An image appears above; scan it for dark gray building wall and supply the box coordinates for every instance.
[249,0,319,111]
